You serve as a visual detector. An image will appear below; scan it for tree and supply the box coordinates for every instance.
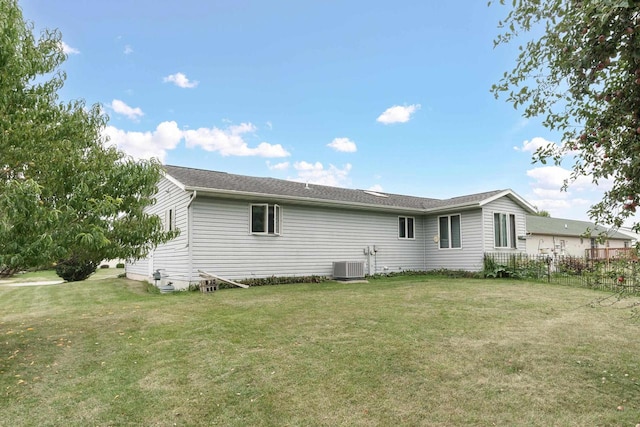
[534,209,551,217]
[0,0,177,280]
[490,0,640,232]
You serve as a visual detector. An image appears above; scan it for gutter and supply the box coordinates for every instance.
[422,203,484,214]
[187,189,197,208]
[186,190,197,284]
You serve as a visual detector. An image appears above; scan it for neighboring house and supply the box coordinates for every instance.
[525,215,632,258]
[617,227,640,246]
[126,165,536,289]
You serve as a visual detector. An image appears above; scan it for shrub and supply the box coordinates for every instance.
[482,253,549,280]
[227,275,329,289]
[369,269,482,280]
[116,263,125,269]
[557,256,587,274]
[100,264,109,269]
[483,253,513,278]
[0,265,20,278]
[427,269,483,279]
[55,258,98,282]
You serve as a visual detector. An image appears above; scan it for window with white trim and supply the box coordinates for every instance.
[164,208,176,232]
[250,204,281,235]
[398,216,415,239]
[494,213,517,248]
[439,214,461,249]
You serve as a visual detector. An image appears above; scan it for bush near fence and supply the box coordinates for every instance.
[483,253,549,280]
[483,252,640,294]
[553,256,639,293]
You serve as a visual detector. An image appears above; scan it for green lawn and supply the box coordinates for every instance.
[1,275,639,426]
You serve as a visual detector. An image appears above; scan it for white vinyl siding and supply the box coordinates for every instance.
[426,209,483,271]
[127,177,190,282]
[526,232,631,257]
[191,198,425,279]
[482,197,527,253]
[128,177,534,287]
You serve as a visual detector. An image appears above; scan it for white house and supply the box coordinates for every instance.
[524,215,632,258]
[126,165,536,289]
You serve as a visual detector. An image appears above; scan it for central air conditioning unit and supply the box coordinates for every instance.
[332,261,365,280]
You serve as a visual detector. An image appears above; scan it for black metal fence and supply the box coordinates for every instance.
[483,252,640,294]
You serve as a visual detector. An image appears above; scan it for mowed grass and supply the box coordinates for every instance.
[1,276,639,426]
[0,267,124,284]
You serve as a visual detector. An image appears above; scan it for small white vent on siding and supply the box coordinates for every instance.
[332,261,365,279]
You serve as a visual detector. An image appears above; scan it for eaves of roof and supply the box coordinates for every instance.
[179,184,522,215]
[182,184,431,213]
[423,189,537,214]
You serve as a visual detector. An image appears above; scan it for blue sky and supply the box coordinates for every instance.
[21,0,632,224]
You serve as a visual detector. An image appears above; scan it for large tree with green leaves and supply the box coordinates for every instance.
[491,0,640,231]
[0,0,176,280]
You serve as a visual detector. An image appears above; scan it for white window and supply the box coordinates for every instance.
[250,204,281,235]
[494,213,517,248]
[398,216,415,239]
[439,214,461,249]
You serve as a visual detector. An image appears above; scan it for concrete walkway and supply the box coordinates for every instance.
[0,268,124,287]
[0,279,64,287]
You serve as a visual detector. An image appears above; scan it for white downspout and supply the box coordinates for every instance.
[187,190,197,284]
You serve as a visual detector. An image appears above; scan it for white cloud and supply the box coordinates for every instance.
[124,45,134,55]
[163,72,199,89]
[267,161,290,171]
[526,166,606,192]
[526,166,571,189]
[327,137,357,153]
[290,162,352,187]
[60,41,79,55]
[110,99,144,121]
[368,184,384,192]
[183,123,289,157]
[514,136,557,153]
[514,135,583,157]
[103,121,182,161]
[376,104,420,124]
[531,187,567,199]
[525,165,614,220]
[104,120,289,161]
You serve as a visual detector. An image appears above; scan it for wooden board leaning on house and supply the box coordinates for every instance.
[198,269,249,289]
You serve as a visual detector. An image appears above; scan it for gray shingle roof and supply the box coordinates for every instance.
[163,165,523,213]
[526,215,630,240]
